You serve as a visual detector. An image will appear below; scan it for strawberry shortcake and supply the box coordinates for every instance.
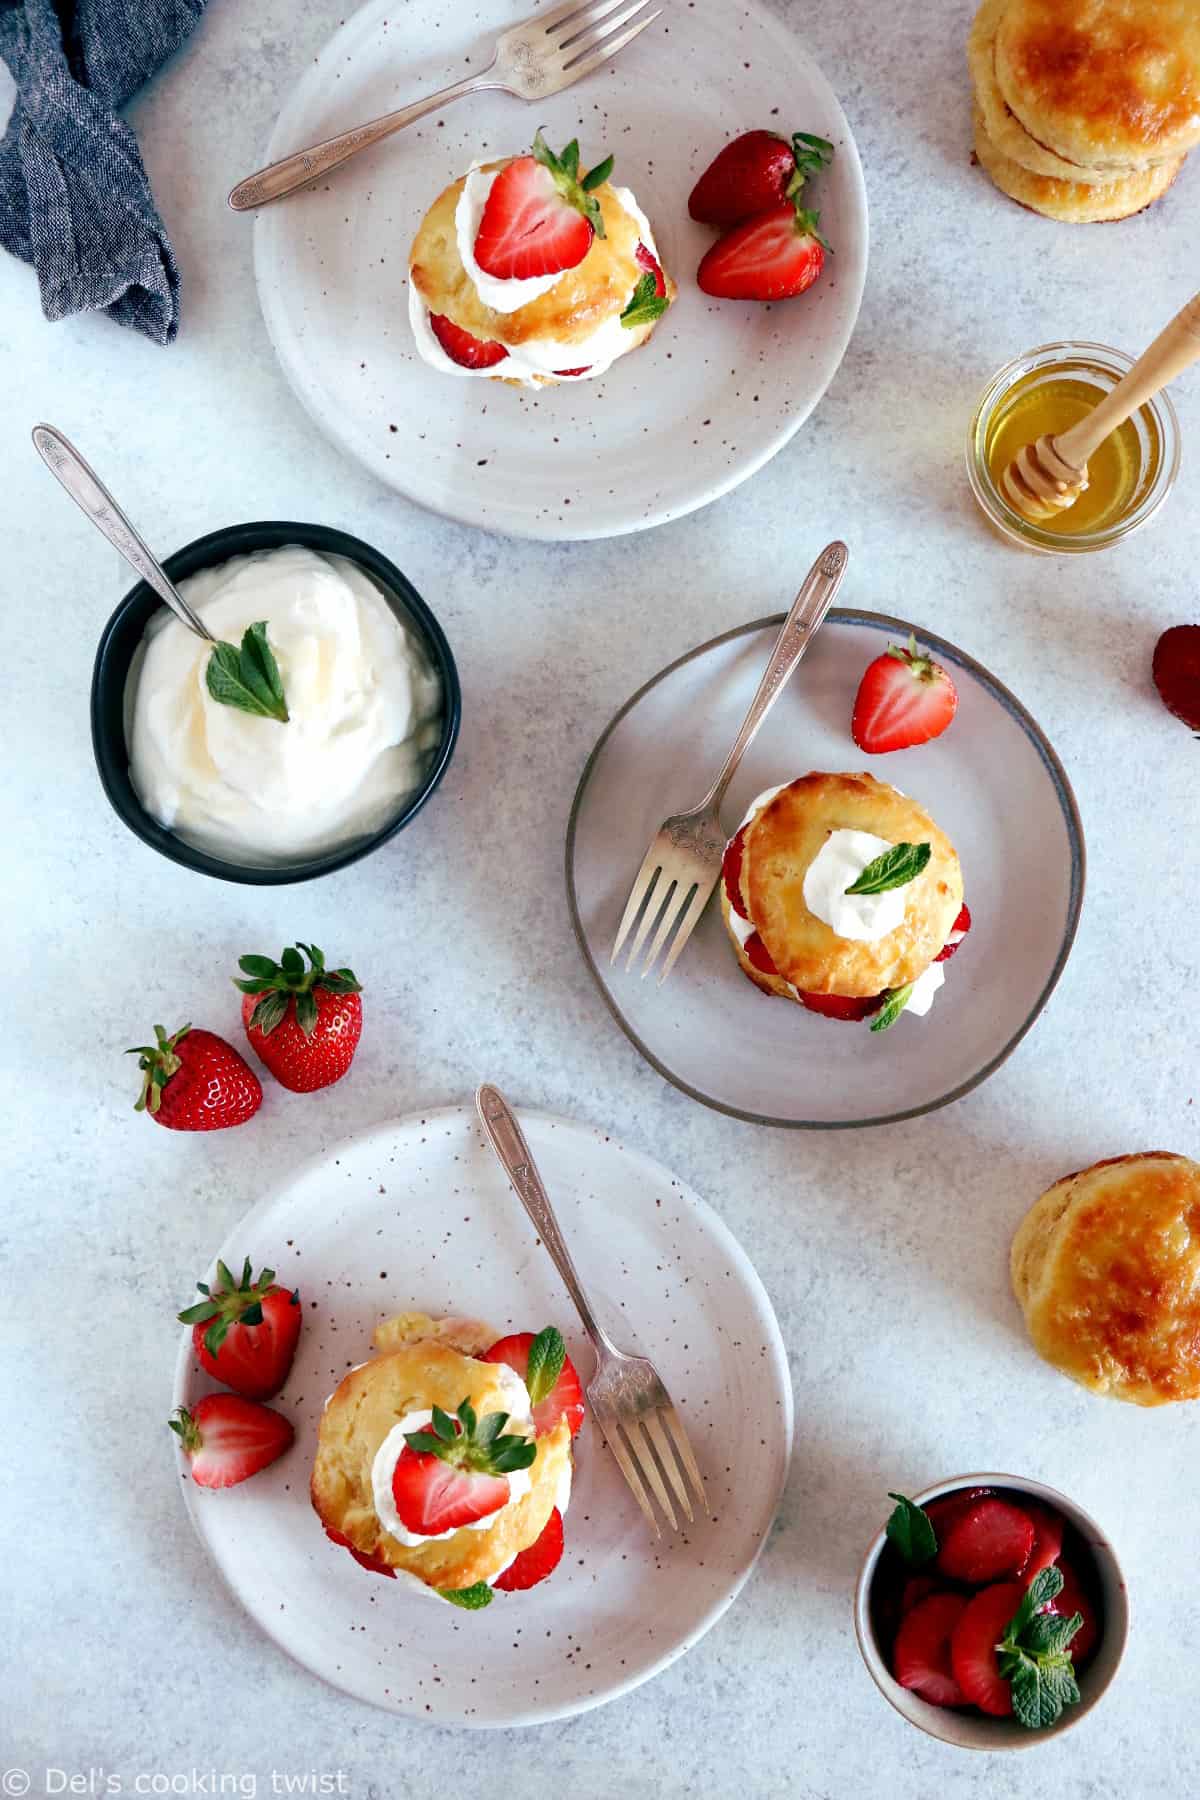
[408,132,675,386]
[311,1310,584,1607]
[721,772,970,1032]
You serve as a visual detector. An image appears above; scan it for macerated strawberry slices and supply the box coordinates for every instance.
[482,1327,585,1437]
[474,132,613,281]
[492,1507,565,1591]
[391,1396,536,1536]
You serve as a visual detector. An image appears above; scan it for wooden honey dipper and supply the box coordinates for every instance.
[1001,289,1200,523]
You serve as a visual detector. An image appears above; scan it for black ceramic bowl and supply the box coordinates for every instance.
[91,521,461,885]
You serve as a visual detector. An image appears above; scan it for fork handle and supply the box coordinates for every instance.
[475,1085,616,1358]
[228,68,498,211]
[700,540,849,814]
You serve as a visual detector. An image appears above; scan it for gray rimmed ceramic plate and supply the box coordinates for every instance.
[566,610,1084,1128]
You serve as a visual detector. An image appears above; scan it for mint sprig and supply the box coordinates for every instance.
[997,1567,1084,1730]
[846,842,931,897]
[526,1326,566,1406]
[885,1492,937,1567]
[442,1582,494,1610]
[621,271,670,330]
[206,621,289,723]
[869,983,914,1033]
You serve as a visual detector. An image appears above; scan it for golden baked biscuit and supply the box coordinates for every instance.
[969,0,1111,183]
[312,1338,570,1588]
[1011,1152,1200,1405]
[371,1309,495,1356]
[994,0,1200,174]
[736,773,962,999]
[973,105,1185,220]
[410,163,675,367]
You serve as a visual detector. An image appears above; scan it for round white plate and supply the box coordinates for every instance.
[567,611,1085,1127]
[173,1105,793,1724]
[253,0,867,539]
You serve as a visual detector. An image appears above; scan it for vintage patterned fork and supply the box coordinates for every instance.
[228,0,664,211]
[476,1083,707,1538]
[611,540,849,984]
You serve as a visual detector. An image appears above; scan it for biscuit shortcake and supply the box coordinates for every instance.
[312,1311,584,1605]
[720,772,970,1030]
[408,131,675,386]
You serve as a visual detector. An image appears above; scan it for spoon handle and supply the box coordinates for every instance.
[31,424,215,643]
[1054,289,1200,472]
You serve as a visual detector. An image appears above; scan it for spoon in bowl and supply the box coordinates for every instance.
[31,424,215,643]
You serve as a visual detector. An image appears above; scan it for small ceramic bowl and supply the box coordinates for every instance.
[91,520,461,886]
[854,1473,1129,1750]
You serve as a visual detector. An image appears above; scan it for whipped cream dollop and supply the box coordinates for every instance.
[410,170,660,387]
[127,547,442,867]
[802,829,909,943]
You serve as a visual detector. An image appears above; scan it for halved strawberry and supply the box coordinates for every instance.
[923,1486,993,1544]
[482,1328,585,1437]
[697,201,828,302]
[689,129,834,228]
[169,1394,293,1490]
[178,1256,301,1401]
[934,903,972,963]
[951,1582,1024,1715]
[635,241,667,297]
[1043,1558,1100,1665]
[742,931,780,978]
[722,826,751,919]
[799,990,884,1021]
[493,1507,565,1592]
[323,1523,396,1578]
[936,1498,1035,1585]
[390,1397,535,1536]
[553,366,593,377]
[851,636,958,754]
[893,1592,968,1708]
[429,312,507,370]
[900,1573,942,1615]
[475,132,613,280]
[1021,1501,1065,1581]
[1152,624,1200,730]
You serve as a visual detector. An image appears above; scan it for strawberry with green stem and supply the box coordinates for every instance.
[390,1397,537,1537]
[127,1023,262,1131]
[169,1393,294,1489]
[178,1256,301,1400]
[474,132,614,280]
[235,942,362,1093]
[689,128,834,228]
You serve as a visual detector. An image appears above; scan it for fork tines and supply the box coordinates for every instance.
[538,0,663,73]
[595,1404,708,1537]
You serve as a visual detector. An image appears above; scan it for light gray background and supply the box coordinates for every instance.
[3,2,1196,1796]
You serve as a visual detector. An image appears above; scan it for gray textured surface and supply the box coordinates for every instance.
[2,0,1197,1794]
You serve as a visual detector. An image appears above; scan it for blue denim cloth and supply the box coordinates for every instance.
[0,0,207,343]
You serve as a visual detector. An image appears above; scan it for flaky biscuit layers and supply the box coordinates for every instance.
[973,105,1185,221]
[1012,1152,1200,1405]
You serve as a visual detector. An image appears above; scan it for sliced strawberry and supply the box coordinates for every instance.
[635,240,667,297]
[851,636,958,754]
[389,1396,535,1535]
[924,1486,993,1545]
[169,1394,293,1490]
[900,1573,942,1615]
[722,826,751,919]
[1152,624,1200,730]
[493,1507,565,1592]
[951,1582,1025,1715]
[323,1523,395,1578]
[934,903,972,963]
[936,1498,1035,1585]
[697,201,827,302]
[688,129,833,228]
[429,312,508,370]
[178,1257,302,1401]
[893,1592,968,1708]
[799,990,884,1020]
[1021,1501,1065,1580]
[482,1329,585,1438]
[743,931,780,978]
[552,366,592,377]
[1043,1558,1100,1665]
[475,132,611,280]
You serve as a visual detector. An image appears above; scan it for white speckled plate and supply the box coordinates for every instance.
[172,1105,792,1724]
[253,0,867,539]
[567,610,1085,1127]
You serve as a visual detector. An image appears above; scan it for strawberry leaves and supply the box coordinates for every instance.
[845,842,931,897]
[885,1492,938,1567]
[177,1256,296,1358]
[525,1327,567,1406]
[997,1567,1084,1730]
[234,942,362,1040]
[531,128,612,238]
[206,622,289,723]
[405,1398,537,1478]
[127,1022,188,1113]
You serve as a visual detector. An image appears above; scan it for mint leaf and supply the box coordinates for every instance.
[621,272,669,330]
[1005,1564,1063,1641]
[205,622,289,722]
[525,1327,566,1406]
[442,1583,494,1610]
[884,1492,937,1567]
[869,983,914,1033]
[1025,1611,1082,1657]
[999,1566,1084,1731]
[1009,1655,1062,1731]
[845,842,931,896]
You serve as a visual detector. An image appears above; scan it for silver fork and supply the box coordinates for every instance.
[228,0,663,211]
[611,541,849,984]
[476,1083,707,1538]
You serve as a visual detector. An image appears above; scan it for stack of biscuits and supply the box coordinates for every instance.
[968,0,1200,222]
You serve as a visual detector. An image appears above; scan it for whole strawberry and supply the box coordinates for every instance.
[689,128,833,228]
[178,1256,301,1400]
[127,1023,262,1131]
[235,941,362,1093]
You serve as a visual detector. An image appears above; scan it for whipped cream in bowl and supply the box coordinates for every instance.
[93,524,460,883]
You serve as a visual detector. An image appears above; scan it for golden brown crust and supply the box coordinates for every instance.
[1011,1152,1200,1405]
[969,0,1111,182]
[409,162,675,352]
[719,883,798,1001]
[994,0,1200,173]
[739,773,961,998]
[974,103,1185,219]
[311,1337,569,1587]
